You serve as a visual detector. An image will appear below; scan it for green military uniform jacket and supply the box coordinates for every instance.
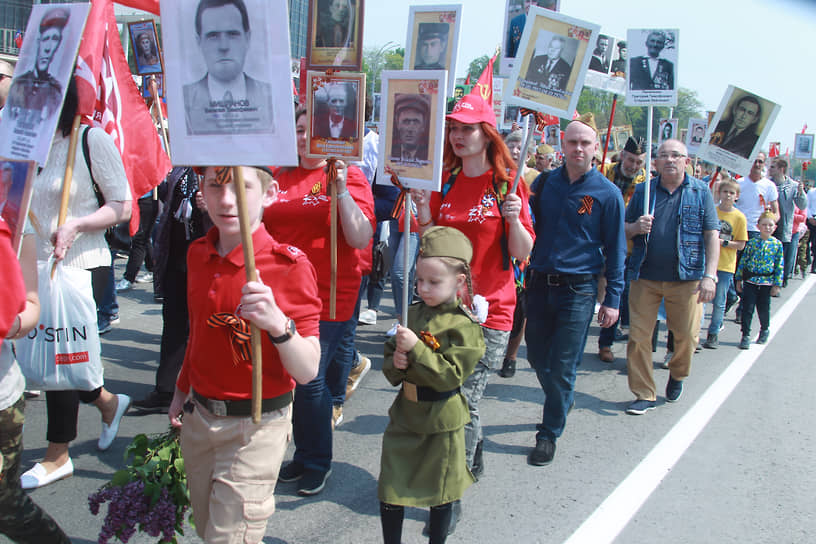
[378,299,485,507]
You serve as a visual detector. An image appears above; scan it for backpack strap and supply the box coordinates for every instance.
[441,167,461,198]
[81,126,105,208]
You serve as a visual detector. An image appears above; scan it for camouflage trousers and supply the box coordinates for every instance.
[0,396,70,544]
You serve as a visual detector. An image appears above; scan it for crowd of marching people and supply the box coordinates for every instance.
[2,52,816,544]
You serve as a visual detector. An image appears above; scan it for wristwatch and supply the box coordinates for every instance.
[703,273,718,283]
[722,239,729,247]
[268,317,296,344]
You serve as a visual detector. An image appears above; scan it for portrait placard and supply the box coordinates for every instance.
[404,5,462,96]
[0,159,36,256]
[583,34,626,96]
[685,117,707,156]
[502,103,521,131]
[0,3,90,166]
[142,74,164,98]
[613,125,633,151]
[306,71,365,161]
[794,133,814,161]
[657,118,678,146]
[543,124,561,151]
[128,20,163,75]
[698,85,780,175]
[161,0,297,166]
[625,28,678,107]
[505,7,599,119]
[306,0,364,70]
[376,70,447,192]
[500,0,560,76]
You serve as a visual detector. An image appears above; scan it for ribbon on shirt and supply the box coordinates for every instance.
[419,331,441,351]
[386,166,408,221]
[208,312,251,365]
[578,195,594,215]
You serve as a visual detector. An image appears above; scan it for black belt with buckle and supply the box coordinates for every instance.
[530,271,595,287]
[192,389,293,417]
[417,385,461,402]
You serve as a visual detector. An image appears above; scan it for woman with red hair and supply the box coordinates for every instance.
[413,88,534,483]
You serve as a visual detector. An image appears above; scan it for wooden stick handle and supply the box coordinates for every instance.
[148,77,171,156]
[52,115,83,278]
[232,166,263,423]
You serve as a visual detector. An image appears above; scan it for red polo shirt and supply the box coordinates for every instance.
[176,225,321,400]
[0,220,25,337]
[430,169,535,331]
[263,165,375,321]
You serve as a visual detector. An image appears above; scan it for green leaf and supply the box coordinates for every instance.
[110,470,132,487]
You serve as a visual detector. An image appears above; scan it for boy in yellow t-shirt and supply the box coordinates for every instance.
[703,178,748,349]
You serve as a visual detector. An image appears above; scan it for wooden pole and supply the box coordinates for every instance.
[148,76,170,156]
[401,192,412,326]
[644,106,653,215]
[52,115,83,277]
[328,162,337,320]
[231,166,263,423]
[601,96,618,167]
[509,114,534,195]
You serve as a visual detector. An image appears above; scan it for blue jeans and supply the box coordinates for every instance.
[292,319,351,473]
[328,280,365,406]
[599,261,630,348]
[783,232,799,281]
[525,276,597,442]
[389,227,419,319]
[97,252,119,326]
[707,270,733,336]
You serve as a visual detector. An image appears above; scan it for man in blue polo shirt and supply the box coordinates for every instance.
[624,139,719,415]
[525,114,626,466]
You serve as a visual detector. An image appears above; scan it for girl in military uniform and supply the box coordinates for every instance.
[379,226,486,544]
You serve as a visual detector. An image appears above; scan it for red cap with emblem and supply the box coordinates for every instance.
[447,56,496,127]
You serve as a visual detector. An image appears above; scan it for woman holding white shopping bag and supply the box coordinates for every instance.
[20,79,132,489]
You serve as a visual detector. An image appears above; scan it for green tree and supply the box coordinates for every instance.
[362,44,404,95]
[466,55,490,82]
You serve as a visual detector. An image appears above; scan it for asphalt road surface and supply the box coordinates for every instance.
[6,260,815,543]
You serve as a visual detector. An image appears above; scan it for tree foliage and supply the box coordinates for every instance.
[362,46,404,94]
[466,55,490,82]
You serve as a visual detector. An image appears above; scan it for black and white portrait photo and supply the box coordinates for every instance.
[658,118,677,146]
[162,0,297,166]
[0,3,89,165]
[610,40,626,76]
[129,21,162,75]
[389,93,430,164]
[588,34,611,74]
[404,6,461,95]
[311,80,359,141]
[524,33,576,94]
[307,0,364,70]
[625,28,678,107]
[414,23,448,70]
[794,133,814,161]
[305,71,366,160]
[685,117,707,155]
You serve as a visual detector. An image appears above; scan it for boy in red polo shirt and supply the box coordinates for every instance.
[168,166,321,543]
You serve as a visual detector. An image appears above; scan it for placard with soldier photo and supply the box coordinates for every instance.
[129,20,163,75]
[501,103,521,131]
[307,0,364,70]
[625,28,678,107]
[794,133,814,161]
[142,74,164,98]
[306,71,366,161]
[698,85,780,175]
[0,3,90,166]
[685,117,707,156]
[0,160,36,256]
[404,5,462,96]
[657,118,678,146]
[583,34,626,96]
[501,0,560,76]
[544,124,561,150]
[377,71,447,192]
[505,7,599,119]
[160,0,297,166]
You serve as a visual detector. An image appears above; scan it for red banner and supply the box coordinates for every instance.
[114,0,160,15]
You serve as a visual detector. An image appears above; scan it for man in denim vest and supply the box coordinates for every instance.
[624,139,719,415]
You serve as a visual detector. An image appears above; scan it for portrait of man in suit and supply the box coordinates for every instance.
[628,30,674,91]
[690,124,705,145]
[709,94,762,159]
[525,36,572,93]
[183,0,274,135]
[316,0,352,48]
[390,93,430,163]
[588,34,610,74]
[313,81,358,140]
[414,23,448,70]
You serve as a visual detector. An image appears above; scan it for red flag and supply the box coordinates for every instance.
[474,56,494,105]
[14,31,23,49]
[113,0,160,14]
[572,110,579,120]
[769,142,780,158]
[76,0,171,235]
[464,73,471,85]
[802,124,808,134]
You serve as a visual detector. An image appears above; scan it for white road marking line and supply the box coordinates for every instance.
[564,275,816,544]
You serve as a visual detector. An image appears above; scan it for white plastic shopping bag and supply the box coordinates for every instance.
[16,260,103,391]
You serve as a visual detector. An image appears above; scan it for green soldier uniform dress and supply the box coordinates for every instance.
[378,299,485,507]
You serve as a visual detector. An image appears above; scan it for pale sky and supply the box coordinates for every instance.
[364,0,815,155]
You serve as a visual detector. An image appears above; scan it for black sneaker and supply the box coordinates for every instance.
[666,376,683,402]
[757,329,769,344]
[278,461,305,483]
[738,335,751,350]
[625,399,656,415]
[724,296,739,316]
[703,333,719,349]
[498,358,516,378]
[132,390,172,412]
[297,468,331,496]
[527,439,556,466]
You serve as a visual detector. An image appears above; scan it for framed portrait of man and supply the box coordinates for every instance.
[502,103,521,131]
[698,85,780,175]
[625,28,678,107]
[544,124,560,149]
[161,0,297,166]
[501,0,559,76]
[0,4,90,166]
[403,5,462,96]
[377,70,447,192]
[128,20,163,75]
[794,133,814,161]
[614,126,632,150]
[685,117,707,156]
[657,118,678,146]
[306,71,366,161]
[307,0,364,70]
[0,160,36,256]
[142,74,164,98]
[505,7,599,119]
[583,34,626,96]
